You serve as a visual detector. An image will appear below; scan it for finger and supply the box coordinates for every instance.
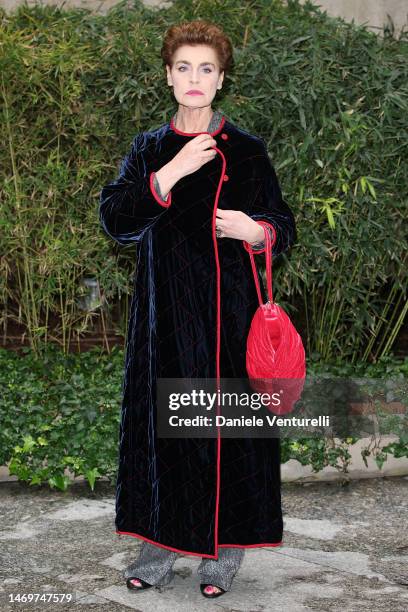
[202,149,217,158]
[201,139,217,149]
[201,142,217,153]
[194,134,217,147]
[216,209,234,218]
[200,149,217,163]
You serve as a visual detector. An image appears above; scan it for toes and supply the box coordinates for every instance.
[204,584,221,594]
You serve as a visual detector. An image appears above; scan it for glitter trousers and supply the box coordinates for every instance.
[124,540,245,592]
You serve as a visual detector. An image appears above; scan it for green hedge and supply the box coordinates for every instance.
[0,0,406,362]
[1,346,406,491]
[0,345,123,490]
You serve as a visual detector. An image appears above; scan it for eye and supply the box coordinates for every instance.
[178,66,187,71]
[203,68,212,73]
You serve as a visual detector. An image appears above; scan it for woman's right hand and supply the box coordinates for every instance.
[154,135,217,199]
[172,134,217,179]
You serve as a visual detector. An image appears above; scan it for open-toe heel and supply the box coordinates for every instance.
[126,577,154,590]
[200,583,226,598]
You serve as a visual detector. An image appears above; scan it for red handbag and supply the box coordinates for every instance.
[244,221,306,415]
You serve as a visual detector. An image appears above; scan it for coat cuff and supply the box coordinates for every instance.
[242,220,277,254]
[149,171,172,208]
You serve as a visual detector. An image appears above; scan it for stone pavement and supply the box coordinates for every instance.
[0,477,407,611]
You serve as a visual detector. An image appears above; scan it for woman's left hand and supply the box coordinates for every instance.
[215,209,265,244]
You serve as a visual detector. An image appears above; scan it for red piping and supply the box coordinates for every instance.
[209,147,284,558]
[211,144,226,559]
[168,117,226,557]
[149,171,172,207]
[116,529,283,558]
[170,114,226,137]
[116,530,218,558]
[242,220,277,255]
[218,542,283,548]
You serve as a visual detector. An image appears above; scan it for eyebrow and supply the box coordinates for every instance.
[175,60,216,68]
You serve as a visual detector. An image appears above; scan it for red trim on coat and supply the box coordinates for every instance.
[218,541,283,549]
[149,171,172,208]
[170,114,226,137]
[116,530,218,559]
[116,530,283,558]
[211,144,227,558]
[243,220,277,254]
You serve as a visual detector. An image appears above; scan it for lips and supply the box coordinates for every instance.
[186,91,204,95]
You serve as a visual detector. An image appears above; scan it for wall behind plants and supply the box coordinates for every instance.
[0,0,406,363]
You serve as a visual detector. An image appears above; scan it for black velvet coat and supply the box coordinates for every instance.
[99,114,296,559]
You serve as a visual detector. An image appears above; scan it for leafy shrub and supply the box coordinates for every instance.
[1,346,406,490]
[0,344,123,490]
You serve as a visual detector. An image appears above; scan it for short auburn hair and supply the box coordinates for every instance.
[161,19,234,76]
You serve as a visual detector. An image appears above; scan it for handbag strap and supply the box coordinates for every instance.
[246,221,276,306]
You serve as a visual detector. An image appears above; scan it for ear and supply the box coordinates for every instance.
[166,64,173,87]
[217,70,224,90]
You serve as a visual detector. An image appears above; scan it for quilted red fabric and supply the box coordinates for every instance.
[99,113,297,558]
[245,223,306,415]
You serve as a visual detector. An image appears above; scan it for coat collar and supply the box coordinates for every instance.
[169,109,225,137]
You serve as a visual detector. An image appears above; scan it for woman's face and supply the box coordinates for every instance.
[166,44,224,108]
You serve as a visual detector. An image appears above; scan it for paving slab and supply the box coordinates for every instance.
[0,477,407,611]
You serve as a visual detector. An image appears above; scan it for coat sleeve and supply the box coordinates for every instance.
[243,139,296,257]
[99,132,172,246]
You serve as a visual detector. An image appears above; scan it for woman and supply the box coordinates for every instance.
[99,19,296,599]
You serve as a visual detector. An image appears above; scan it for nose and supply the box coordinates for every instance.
[190,70,200,84]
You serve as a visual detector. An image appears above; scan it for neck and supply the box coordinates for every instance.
[174,105,214,133]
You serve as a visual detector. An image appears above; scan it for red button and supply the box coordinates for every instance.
[223,174,229,181]
[221,133,228,140]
